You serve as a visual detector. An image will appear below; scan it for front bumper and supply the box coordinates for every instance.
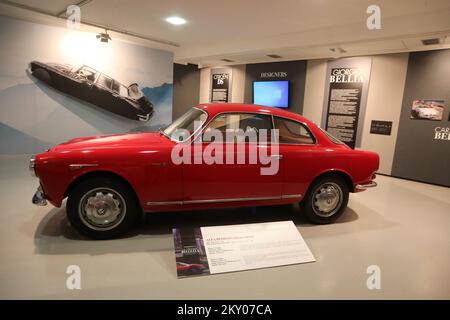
[32,185,47,206]
[355,181,377,191]
[29,155,37,177]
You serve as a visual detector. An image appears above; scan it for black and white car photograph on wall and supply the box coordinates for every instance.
[29,61,154,121]
[410,99,445,121]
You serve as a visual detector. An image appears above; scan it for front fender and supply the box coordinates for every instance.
[34,151,149,208]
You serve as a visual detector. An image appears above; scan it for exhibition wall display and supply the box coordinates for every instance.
[0,16,174,155]
[321,57,372,149]
[210,68,232,103]
[243,60,307,115]
[193,50,449,186]
[392,49,450,187]
[302,53,409,175]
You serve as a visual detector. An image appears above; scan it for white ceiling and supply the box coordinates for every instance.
[2,0,450,66]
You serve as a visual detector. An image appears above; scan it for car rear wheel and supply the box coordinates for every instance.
[300,176,349,224]
[66,177,140,239]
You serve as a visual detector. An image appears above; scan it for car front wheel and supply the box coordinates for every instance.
[301,176,349,224]
[66,177,140,239]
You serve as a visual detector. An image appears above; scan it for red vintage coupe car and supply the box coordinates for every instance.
[176,262,207,276]
[30,103,378,239]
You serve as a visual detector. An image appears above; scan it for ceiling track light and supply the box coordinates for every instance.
[96,29,112,43]
[330,47,346,58]
[421,38,440,45]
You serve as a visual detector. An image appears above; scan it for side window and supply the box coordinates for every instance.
[319,127,344,144]
[97,74,113,90]
[119,84,128,97]
[274,117,315,144]
[203,113,272,143]
[76,66,97,82]
[112,80,121,94]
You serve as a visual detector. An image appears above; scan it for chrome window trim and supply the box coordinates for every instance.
[318,127,345,145]
[147,194,302,206]
[189,110,318,146]
[192,110,275,145]
[272,115,317,145]
[166,107,209,143]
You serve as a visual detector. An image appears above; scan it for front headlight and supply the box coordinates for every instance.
[29,155,37,177]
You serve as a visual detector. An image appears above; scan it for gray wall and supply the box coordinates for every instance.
[244,60,307,115]
[392,49,450,187]
[173,63,200,119]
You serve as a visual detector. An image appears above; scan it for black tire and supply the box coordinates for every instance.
[66,177,141,239]
[300,175,349,224]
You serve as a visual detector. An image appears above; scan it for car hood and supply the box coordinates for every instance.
[51,132,169,152]
[31,61,73,73]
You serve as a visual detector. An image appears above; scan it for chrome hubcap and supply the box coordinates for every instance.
[78,188,126,231]
[312,182,343,217]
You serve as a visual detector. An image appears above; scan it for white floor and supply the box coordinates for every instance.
[0,154,449,299]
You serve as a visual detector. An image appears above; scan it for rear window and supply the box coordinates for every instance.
[274,117,315,144]
[319,127,345,145]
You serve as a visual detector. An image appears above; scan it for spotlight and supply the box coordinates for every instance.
[96,29,111,43]
[165,16,186,25]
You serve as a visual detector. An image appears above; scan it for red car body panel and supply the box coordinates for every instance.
[176,263,205,271]
[33,103,379,211]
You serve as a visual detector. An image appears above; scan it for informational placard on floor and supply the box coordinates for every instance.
[173,221,315,278]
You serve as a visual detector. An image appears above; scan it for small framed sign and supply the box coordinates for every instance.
[370,120,392,135]
[210,68,232,103]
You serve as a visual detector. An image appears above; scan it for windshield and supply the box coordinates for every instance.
[75,66,97,82]
[163,108,208,142]
[319,127,345,145]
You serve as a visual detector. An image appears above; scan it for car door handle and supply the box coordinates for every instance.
[270,154,283,160]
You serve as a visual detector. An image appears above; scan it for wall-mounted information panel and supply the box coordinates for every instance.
[322,58,372,149]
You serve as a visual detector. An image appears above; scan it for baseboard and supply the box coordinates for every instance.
[376,172,450,188]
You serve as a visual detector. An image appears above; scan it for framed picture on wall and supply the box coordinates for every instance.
[410,99,445,121]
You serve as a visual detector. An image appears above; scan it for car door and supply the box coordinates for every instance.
[73,66,97,100]
[182,112,283,202]
[93,73,117,109]
[273,116,320,199]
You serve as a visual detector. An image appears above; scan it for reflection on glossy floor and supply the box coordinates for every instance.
[0,155,449,299]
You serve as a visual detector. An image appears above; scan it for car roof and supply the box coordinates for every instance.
[195,103,314,125]
[192,103,342,147]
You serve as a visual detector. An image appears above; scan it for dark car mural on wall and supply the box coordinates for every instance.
[29,61,154,122]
